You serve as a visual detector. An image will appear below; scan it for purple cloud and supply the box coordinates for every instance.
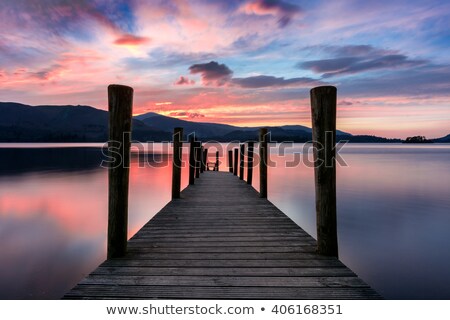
[232,75,322,88]
[189,61,233,86]
[299,44,428,77]
[241,0,302,27]
[174,76,195,85]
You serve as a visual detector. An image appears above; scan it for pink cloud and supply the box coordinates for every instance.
[241,0,302,27]
[174,76,195,85]
[113,34,151,46]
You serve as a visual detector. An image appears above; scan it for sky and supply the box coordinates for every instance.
[0,0,449,138]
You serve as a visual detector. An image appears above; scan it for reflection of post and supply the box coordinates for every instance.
[189,137,195,185]
[259,128,268,198]
[228,150,233,173]
[310,86,338,257]
[195,141,201,178]
[171,127,183,200]
[107,84,133,259]
[239,143,245,180]
[247,141,254,185]
[233,148,238,176]
[215,151,219,171]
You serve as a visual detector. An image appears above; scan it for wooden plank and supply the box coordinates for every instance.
[65,171,380,299]
[64,286,381,299]
[91,267,356,277]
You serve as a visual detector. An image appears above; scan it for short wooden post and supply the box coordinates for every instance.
[233,148,238,176]
[107,84,133,259]
[171,127,183,199]
[200,146,205,173]
[203,148,208,172]
[215,151,219,171]
[310,85,338,257]
[247,141,254,185]
[189,137,195,185]
[239,143,245,180]
[195,141,201,178]
[228,150,233,173]
[259,128,268,198]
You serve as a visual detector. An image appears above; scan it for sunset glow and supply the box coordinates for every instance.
[1,0,449,138]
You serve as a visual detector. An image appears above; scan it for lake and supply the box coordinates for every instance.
[0,143,449,299]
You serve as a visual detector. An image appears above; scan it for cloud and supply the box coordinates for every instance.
[241,0,302,27]
[189,61,233,86]
[124,49,217,70]
[113,34,150,46]
[174,76,195,85]
[169,111,205,118]
[186,61,323,88]
[0,0,137,39]
[299,45,428,77]
[232,75,323,88]
[338,100,353,106]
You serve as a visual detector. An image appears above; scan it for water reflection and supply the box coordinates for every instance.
[0,144,449,299]
[0,147,183,299]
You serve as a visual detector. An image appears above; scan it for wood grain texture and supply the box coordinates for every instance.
[171,127,183,199]
[310,86,338,257]
[247,141,254,185]
[259,128,268,198]
[107,84,133,259]
[65,171,380,299]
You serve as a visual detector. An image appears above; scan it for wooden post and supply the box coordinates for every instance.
[171,127,183,199]
[189,137,195,185]
[310,85,338,257]
[200,146,204,173]
[259,128,268,198]
[202,148,208,172]
[239,143,245,180]
[247,141,254,185]
[215,151,219,171]
[228,150,233,173]
[107,84,133,259]
[195,141,201,178]
[233,148,238,176]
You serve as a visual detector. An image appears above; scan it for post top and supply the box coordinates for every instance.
[310,86,337,95]
[108,84,134,93]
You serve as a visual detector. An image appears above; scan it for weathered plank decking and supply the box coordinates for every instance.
[64,171,380,299]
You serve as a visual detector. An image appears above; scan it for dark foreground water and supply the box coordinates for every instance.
[0,143,449,299]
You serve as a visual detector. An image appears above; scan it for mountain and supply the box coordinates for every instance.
[3,102,441,143]
[135,112,241,137]
[135,111,351,141]
[0,102,170,142]
[433,134,450,143]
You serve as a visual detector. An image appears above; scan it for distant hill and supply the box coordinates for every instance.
[2,102,446,143]
[0,102,170,142]
[135,111,351,141]
[433,134,450,143]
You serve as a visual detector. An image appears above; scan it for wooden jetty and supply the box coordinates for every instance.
[64,84,380,299]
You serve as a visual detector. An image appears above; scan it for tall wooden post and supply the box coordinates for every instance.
[228,150,233,173]
[239,143,245,180]
[107,84,133,259]
[189,137,195,185]
[200,146,205,173]
[171,127,183,199]
[310,85,338,257]
[247,141,254,185]
[215,151,219,171]
[259,128,268,198]
[202,148,208,172]
[233,148,238,176]
[195,141,201,178]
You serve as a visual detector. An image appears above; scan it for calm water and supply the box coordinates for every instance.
[0,143,449,299]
